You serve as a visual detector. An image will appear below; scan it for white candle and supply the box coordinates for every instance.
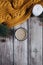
[32,4,43,16]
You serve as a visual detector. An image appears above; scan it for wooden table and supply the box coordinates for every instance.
[0,17,42,65]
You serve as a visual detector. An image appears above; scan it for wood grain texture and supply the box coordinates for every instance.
[14,21,27,65]
[30,17,42,65]
[0,17,42,65]
[0,37,13,65]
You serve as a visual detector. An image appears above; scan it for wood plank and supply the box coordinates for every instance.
[14,21,28,65]
[0,37,13,65]
[30,17,42,65]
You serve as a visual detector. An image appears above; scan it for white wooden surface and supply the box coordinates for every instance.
[0,37,13,65]
[0,17,42,65]
[30,17,42,65]
[14,21,27,65]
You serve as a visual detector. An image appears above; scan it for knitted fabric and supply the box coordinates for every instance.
[0,0,43,27]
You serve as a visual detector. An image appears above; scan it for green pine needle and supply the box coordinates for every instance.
[0,24,9,37]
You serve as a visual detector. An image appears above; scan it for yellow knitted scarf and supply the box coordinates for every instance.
[0,0,43,27]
